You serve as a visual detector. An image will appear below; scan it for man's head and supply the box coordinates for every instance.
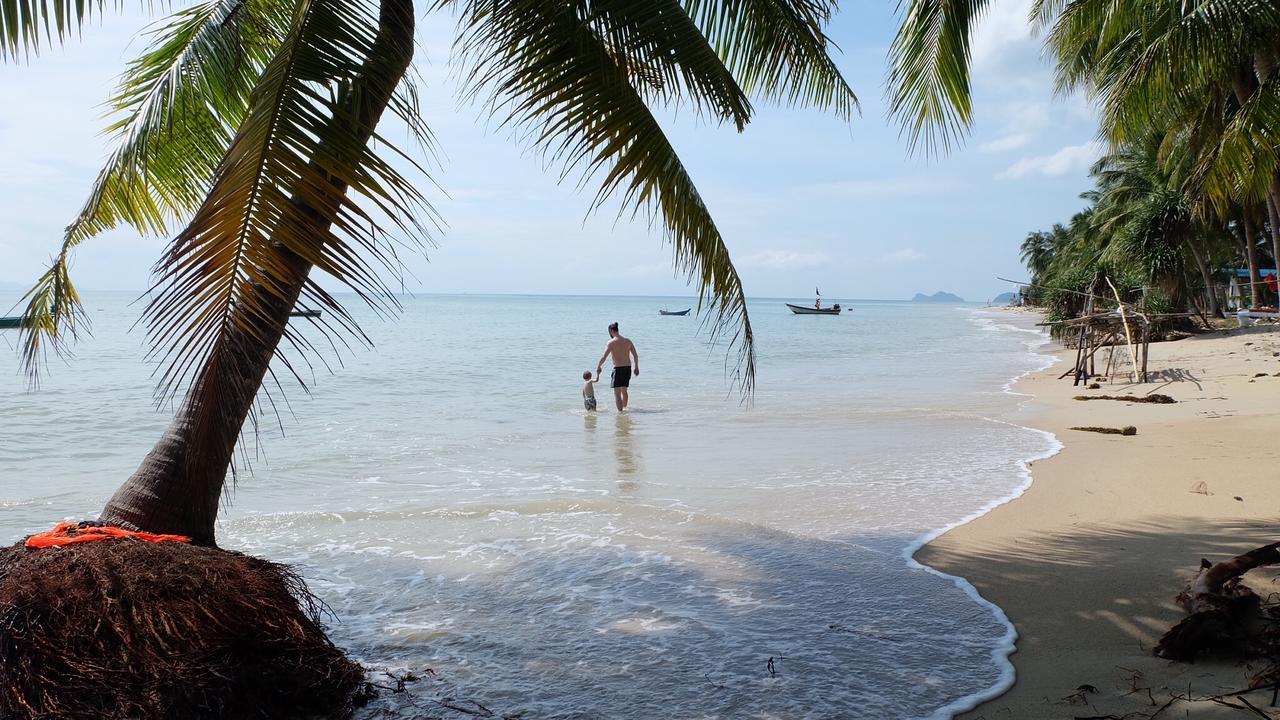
[608,322,619,337]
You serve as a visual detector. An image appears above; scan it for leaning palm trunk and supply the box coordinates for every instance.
[100,0,416,546]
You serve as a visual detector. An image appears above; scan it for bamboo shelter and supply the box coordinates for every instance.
[1040,310,1198,385]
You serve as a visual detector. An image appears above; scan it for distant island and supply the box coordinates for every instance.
[911,291,965,303]
[992,291,1017,304]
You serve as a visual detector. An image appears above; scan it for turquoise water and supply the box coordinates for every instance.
[0,293,1055,719]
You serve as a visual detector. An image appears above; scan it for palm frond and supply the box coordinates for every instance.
[0,0,116,59]
[451,0,757,391]
[17,0,293,376]
[886,0,991,155]
[1214,73,1280,202]
[144,0,430,402]
[681,0,857,118]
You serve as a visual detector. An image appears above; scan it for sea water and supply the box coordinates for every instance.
[0,293,1057,719]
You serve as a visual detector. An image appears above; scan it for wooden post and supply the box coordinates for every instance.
[1140,321,1150,382]
[1104,335,1117,381]
[1106,277,1140,384]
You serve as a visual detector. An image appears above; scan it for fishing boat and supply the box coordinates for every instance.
[290,308,322,318]
[659,308,690,316]
[786,303,841,315]
[0,316,29,329]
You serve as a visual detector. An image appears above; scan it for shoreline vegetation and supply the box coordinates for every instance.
[920,312,1280,719]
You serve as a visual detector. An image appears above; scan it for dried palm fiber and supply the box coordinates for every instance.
[0,538,367,719]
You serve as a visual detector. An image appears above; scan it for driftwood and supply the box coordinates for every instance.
[1155,542,1280,663]
[1073,394,1176,404]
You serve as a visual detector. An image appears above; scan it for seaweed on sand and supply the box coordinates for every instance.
[1070,425,1138,435]
[1073,394,1175,403]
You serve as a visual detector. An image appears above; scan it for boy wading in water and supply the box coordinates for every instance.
[582,370,599,411]
[596,322,639,412]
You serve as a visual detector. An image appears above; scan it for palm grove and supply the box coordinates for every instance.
[1,0,1277,717]
[1011,0,1280,326]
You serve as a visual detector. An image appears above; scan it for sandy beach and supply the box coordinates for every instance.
[920,318,1280,719]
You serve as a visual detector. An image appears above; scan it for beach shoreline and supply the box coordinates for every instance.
[919,316,1280,719]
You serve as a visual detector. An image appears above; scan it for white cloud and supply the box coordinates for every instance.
[740,250,829,271]
[978,133,1033,153]
[971,0,1037,72]
[882,248,927,263]
[977,100,1052,153]
[998,141,1103,179]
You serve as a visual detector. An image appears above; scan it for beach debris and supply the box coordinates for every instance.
[703,673,727,690]
[1089,382,1102,389]
[1191,481,1211,495]
[1254,372,1268,377]
[1235,496,1244,502]
[1073,394,1175,403]
[1062,683,1100,705]
[1070,426,1138,436]
[1155,541,1280,662]
[0,539,365,720]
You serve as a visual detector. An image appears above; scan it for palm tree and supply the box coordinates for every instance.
[5,0,857,546]
[1020,230,1057,280]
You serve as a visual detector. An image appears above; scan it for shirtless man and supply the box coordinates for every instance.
[596,322,639,411]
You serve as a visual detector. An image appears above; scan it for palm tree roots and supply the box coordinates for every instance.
[0,538,366,719]
[1156,542,1280,677]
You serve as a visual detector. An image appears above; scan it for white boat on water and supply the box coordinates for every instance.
[786,303,841,315]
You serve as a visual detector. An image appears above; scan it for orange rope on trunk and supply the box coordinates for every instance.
[25,521,191,549]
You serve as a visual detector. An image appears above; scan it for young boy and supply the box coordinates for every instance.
[582,370,599,411]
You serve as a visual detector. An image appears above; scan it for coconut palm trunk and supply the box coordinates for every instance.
[1268,190,1280,300]
[1185,235,1222,317]
[99,0,416,546]
[1242,208,1262,307]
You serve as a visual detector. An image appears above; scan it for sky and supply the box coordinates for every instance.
[0,0,1101,303]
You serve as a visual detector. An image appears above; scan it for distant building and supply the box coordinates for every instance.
[1226,268,1278,309]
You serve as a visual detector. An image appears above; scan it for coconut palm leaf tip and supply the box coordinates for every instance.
[0,0,110,59]
[887,0,989,155]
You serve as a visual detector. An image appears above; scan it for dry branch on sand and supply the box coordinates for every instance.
[0,539,366,720]
[1073,394,1176,404]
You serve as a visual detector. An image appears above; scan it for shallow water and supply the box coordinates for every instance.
[0,294,1054,719]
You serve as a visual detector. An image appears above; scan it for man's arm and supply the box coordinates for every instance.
[630,342,639,375]
[596,346,610,374]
